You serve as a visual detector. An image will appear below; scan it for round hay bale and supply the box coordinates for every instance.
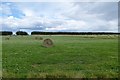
[42,38,54,48]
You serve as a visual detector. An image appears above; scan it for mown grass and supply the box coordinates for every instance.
[2,35,119,78]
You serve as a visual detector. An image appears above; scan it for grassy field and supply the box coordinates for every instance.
[2,35,119,78]
[0,36,2,78]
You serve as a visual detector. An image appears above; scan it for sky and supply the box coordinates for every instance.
[0,1,118,34]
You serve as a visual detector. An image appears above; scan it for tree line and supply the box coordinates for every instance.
[31,31,120,35]
[0,31,119,36]
[0,31,28,36]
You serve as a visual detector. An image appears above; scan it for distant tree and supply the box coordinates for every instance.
[16,31,28,35]
[0,31,13,36]
[31,31,120,35]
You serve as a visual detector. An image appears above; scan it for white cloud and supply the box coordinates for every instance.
[1,0,119,2]
[22,9,35,16]
[0,2,118,32]
[2,16,19,28]
[1,15,118,32]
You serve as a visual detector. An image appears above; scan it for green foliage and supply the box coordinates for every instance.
[16,31,28,35]
[0,31,13,36]
[2,35,119,78]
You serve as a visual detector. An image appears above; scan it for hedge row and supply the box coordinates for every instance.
[31,31,119,35]
[16,31,28,35]
[0,31,13,35]
[0,31,28,35]
[0,31,119,35]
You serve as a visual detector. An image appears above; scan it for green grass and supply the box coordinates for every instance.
[2,35,119,78]
[0,36,2,78]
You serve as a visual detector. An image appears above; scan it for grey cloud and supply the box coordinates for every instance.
[64,2,118,21]
[1,24,19,32]
[89,2,118,20]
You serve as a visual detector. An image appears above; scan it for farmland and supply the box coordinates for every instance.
[0,36,2,78]
[2,35,119,78]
